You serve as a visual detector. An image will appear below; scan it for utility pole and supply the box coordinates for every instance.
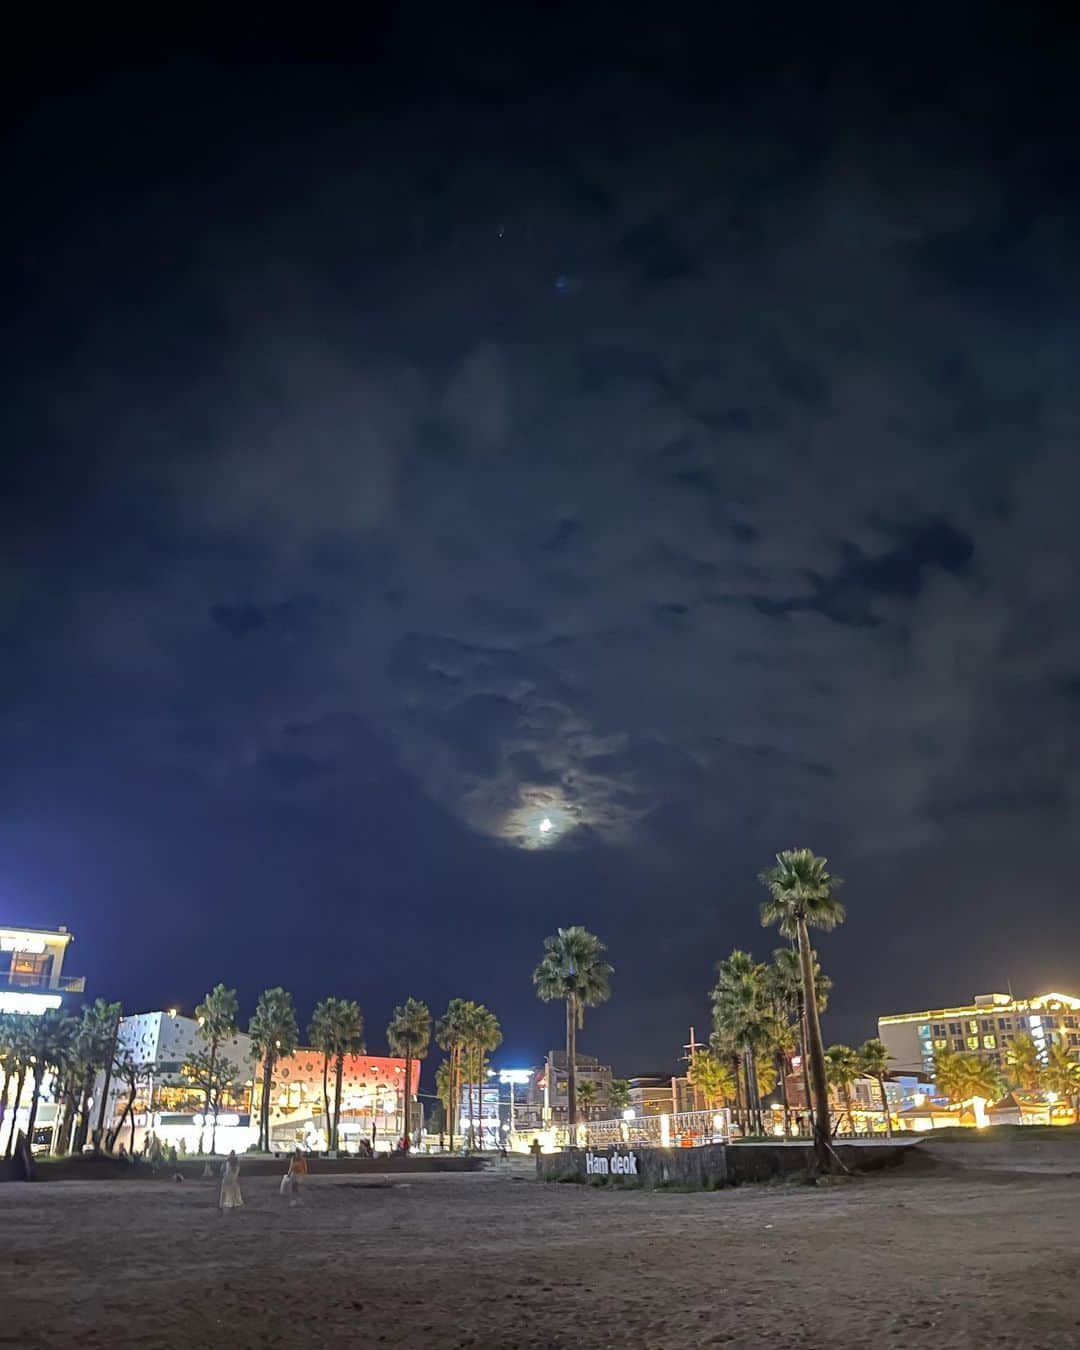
[680,1027,706,1111]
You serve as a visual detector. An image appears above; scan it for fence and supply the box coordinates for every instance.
[551,1108,732,1150]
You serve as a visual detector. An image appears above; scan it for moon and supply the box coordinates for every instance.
[538,817,553,834]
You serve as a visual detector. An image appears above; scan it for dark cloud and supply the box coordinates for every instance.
[6,12,1080,1066]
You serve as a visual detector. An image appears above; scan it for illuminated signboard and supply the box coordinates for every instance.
[0,934,47,954]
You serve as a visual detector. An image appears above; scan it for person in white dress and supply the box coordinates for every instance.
[219,1150,243,1209]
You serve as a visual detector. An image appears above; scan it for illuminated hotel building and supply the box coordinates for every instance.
[878,991,1080,1077]
[0,924,85,1015]
[99,1011,418,1155]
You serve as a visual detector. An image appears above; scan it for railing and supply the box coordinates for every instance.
[2,973,85,992]
[550,1108,732,1149]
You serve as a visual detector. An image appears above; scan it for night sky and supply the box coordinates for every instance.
[6,10,1080,1079]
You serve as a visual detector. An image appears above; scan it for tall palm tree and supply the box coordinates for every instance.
[1042,1041,1080,1120]
[435,999,471,1151]
[686,1050,736,1110]
[858,1038,893,1137]
[249,988,299,1151]
[824,1044,860,1134]
[759,848,845,1170]
[1005,1032,1042,1093]
[460,1003,501,1148]
[66,999,120,1152]
[309,998,364,1151]
[194,984,239,1154]
[387,998,431,1151]
[23,1010,76,1153]
[533,927,612,1145]
[0,1015,26,1157]
[767,945,831,1134]
[712,950,771,1135]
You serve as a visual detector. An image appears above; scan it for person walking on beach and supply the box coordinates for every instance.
[284,1148,307,1207]
[219,1150,243,1210]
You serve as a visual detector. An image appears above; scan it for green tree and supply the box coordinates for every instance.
[824,1044,860,1134]
[183,1051,239,1153]
[249,988,299,1151]
[1005,1033,1042,1093]
[858,1037,894,1137]
[64,999,121,1153]
[0,1015,31,1159]
[194,984,239,1154]
[108,1050,153,1154]
[767,946,831,1135]
[23,1010,76,1151]
[576,1079,598,1117]
[435,1000,471,1150]
[1042,1041,1080,1120]
[712,950,772,1135]
[759,848,846,1170]
[608,1078,632,1114]
[309,998,364,1151]
[459,1003,501,1148]
[387,998,432,1151]
[687,1050,736,1109]
[933,1049,1002,1105]
[533,927,613,1144]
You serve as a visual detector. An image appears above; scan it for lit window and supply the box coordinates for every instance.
[983,1035,996,1050]
[968,1020,978,1034]
[966,1036,979,1051]
[934,1039,947,1051]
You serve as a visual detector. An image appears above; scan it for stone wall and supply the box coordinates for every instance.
[537,1141,912,1188]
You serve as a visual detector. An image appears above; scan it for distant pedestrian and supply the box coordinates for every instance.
[219,1150,243,1210]
[284,1148,307,1207]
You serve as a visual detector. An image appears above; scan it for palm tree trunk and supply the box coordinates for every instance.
[731,1054,745,1135]
[261,1052,274,1151]
[566,998,578,1147]
[799,1011,813,1136]
[0,1068,12,1152]
[25,1067,46,1148]
[322,1055,331,1150]
[777,1051,791,1137]
[877,1075,893,1137]
[403,1050,413,1150]
[333,1055,345,1152]
[447,1049,456,1152]
[797,917,833,1171]
[6,1066,27,1159]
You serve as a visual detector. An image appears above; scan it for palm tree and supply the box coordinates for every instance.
[712,950,771,1135]
[107,1050,153,1154]
[67,999,121,1152]
[608,1078,632,1114]
[687,1050,736,1110]
[933,1050,1002,1106]
[858,1038,893,1137]
[387,998,431,1151]
[824,1044,860,1134]
[533,927,612,1145]
[23,1010,75,1152]
[759,848,845,1170]
[249,988,299,1151]
[1005,1033,1042,1093]
[767,946,831,1135]
[576,1080,598,1117]
[435,999,471,1151]
[308,998,364,1151]
[460,1003,501,1149]
[194,984,239,1154]
[0,1015,27,1157]
[1042,1041,1080,1120]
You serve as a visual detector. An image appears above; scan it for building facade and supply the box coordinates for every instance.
[878,991,1080,1078]
[98,1011,418,1155]
[0,924,85,1016]
[517,1052,614,1129]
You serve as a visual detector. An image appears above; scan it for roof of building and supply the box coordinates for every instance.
[879,991,1080,1023]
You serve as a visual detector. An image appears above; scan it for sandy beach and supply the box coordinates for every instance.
[3,1158,1079,1348]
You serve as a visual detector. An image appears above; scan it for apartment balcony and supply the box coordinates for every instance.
[3,971,86,993]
